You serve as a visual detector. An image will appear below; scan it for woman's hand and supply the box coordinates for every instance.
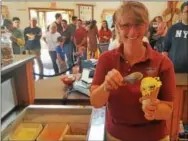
[103,69,123,92]
[142,99,160,120]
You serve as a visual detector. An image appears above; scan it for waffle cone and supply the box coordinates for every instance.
[141,87,160,100]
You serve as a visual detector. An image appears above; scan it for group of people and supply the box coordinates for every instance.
[2,13,115,77]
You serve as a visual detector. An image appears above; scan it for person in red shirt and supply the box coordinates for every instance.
[74,19,87,60]
[90,2,175,141]
[99,20,112,43]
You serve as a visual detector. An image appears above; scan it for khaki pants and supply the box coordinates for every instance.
[26,49,43,78]
[106,132,170,141]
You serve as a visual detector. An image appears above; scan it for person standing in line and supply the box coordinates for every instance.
[98,20,112,44]
[69,16,77,40]
[12,17,25,54]
[74,19,87,60]
[24,18,43,79]
[43,23,61,74]
[87,20,99,59]
[3,19,25,54]
[68,16,78,59]
[163,1,188,73]
[47,13,63,34]
[61,19,73,69]
[56,36,67,73]
[153,16,168,53]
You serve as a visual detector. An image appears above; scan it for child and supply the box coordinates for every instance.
[56,36,67,73]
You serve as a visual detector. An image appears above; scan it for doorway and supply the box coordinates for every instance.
[29,8,74,33]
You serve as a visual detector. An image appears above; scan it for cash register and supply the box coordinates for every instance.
[71,68,94,96]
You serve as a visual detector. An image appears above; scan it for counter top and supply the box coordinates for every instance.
[175,73,188,86]
[1,55,35,76]
[35,74,89,102]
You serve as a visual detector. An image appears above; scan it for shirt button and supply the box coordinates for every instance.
[128,69,131,72]
[126,61,128,63]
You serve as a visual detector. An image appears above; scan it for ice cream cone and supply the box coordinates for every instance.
[141,87,160,100]
[140,77,162,110]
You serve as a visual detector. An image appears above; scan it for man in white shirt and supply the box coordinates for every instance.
[43,23,61,74]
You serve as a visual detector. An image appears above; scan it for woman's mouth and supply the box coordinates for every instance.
[124,35,139,40]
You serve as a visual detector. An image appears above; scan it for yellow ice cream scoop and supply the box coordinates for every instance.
[140,77,162,97]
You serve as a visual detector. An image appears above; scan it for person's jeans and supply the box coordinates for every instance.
[48,51,59,74]
[63,41,74,68]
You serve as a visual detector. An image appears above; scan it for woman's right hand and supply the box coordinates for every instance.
[103,69,123,92]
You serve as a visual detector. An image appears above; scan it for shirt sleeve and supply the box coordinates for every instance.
[163,27,172,52]
[158,56,175,101]
[56,46,61,54]
[92,53,109,86]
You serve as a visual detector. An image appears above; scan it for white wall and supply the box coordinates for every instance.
[2,1,166,30]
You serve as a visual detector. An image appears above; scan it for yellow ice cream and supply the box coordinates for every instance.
[140,77,162,96]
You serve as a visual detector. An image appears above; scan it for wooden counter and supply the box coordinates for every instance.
[34,75,90,105]
[1,55,35,105]
[169,73,188,141]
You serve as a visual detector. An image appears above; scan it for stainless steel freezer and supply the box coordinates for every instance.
[1,105,106,141]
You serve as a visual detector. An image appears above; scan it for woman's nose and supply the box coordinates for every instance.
[127,26,138,37]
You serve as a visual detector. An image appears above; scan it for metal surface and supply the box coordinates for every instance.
[1,105,106,141]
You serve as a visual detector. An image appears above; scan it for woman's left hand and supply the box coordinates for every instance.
[143,99,160,120]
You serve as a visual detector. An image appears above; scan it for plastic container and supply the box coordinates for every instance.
[37,123,68,141]
[61,123,88,141]
[1,29,14,63]
[8,123,43,141]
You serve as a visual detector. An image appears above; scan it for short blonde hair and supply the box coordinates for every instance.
[115,1,149,24]
[50,23,57,29]
[115,1,149,42]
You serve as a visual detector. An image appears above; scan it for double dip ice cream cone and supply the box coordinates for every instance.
[140,77,162,110]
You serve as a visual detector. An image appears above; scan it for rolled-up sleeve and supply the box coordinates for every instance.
[158,56,176,101]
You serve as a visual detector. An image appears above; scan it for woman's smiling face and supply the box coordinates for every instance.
[115,2,149,45]
[117,11,148,44]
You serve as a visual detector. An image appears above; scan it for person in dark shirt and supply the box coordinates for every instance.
[24,18,43,79]
[163,1,188,73]
[147,18,157,48]
[47,13,63,34]
[69,16,77,39]
[61,19,74,68]
[68,16,77,58]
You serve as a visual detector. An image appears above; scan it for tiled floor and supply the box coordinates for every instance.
[34,41,57,80]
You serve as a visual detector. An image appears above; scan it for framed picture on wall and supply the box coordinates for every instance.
[77,4,94,21]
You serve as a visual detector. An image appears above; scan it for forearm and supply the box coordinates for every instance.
[57,55,63,62]
[155,101,173,120]
[90,84,110,108]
